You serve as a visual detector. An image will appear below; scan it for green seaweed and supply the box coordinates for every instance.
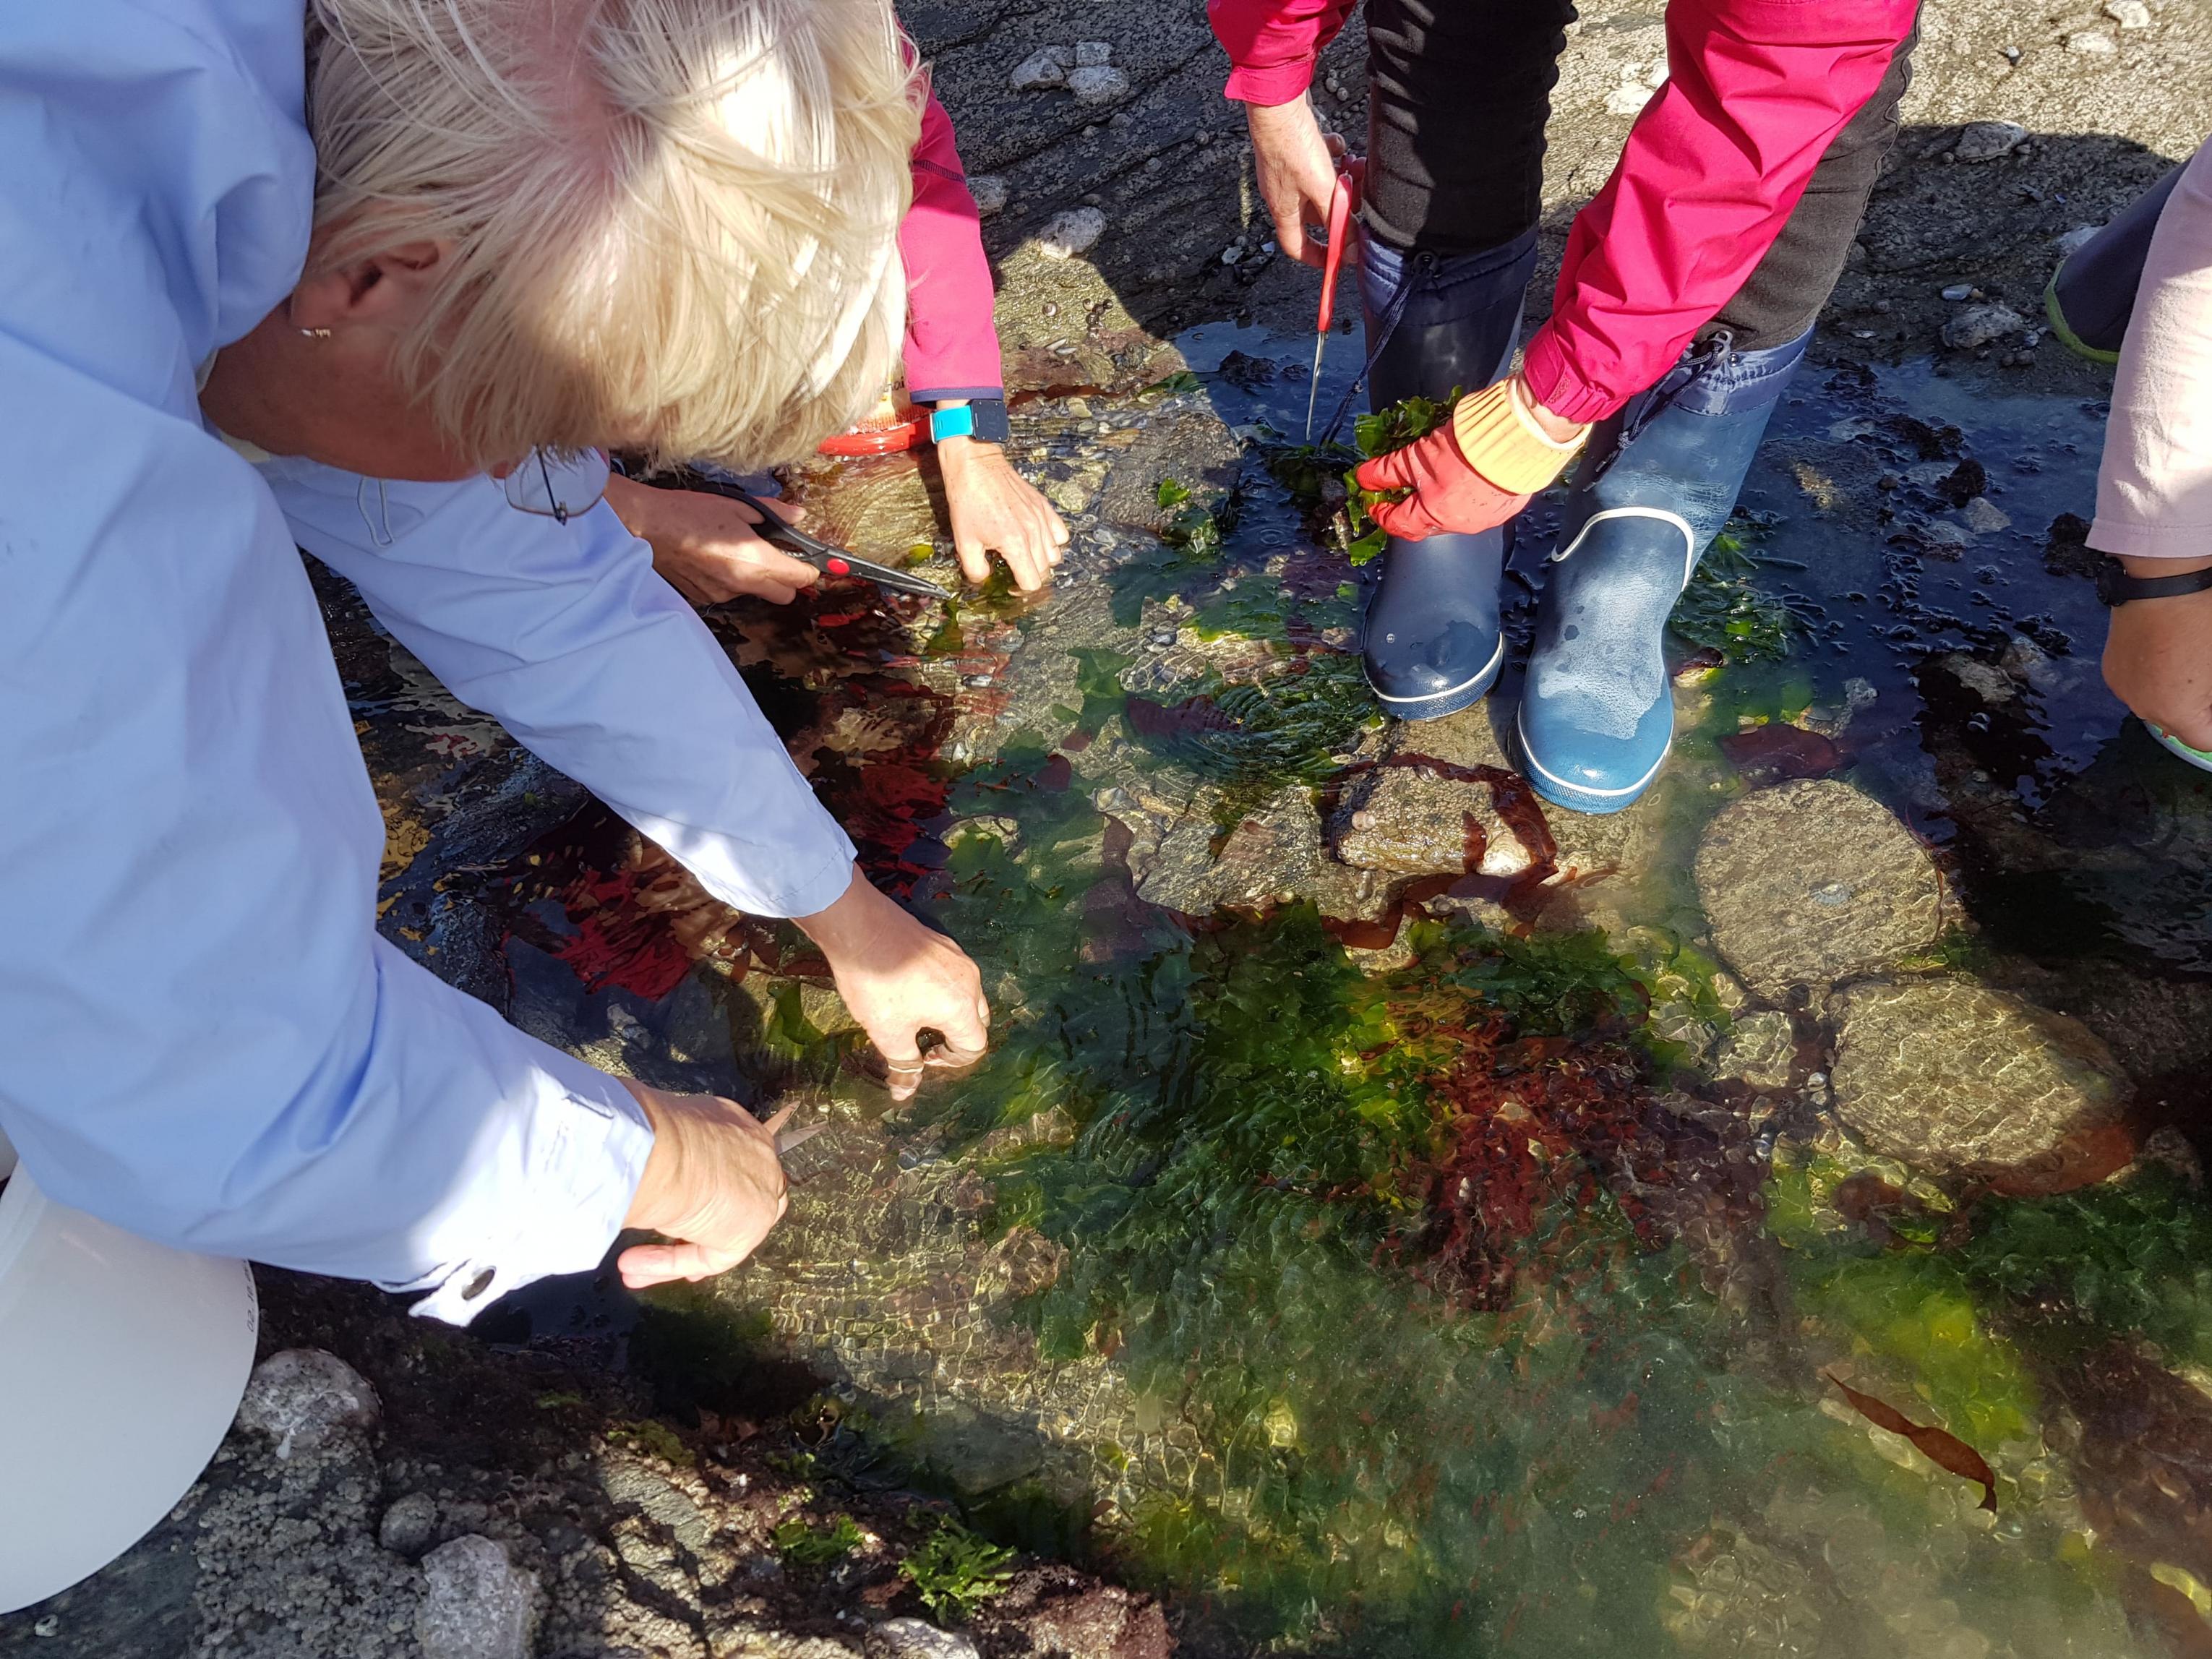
[1121,651,1376,828]
[899,1514,1017,1621]
[1669,532,1798,663]
[773,1512,866,1567]
[1958,1170,2212,1369]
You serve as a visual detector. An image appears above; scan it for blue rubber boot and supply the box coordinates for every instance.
[1355,229,1537,721]
[1517,325,1812,813]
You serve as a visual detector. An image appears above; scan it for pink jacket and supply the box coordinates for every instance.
[899,90,1006,403]
[1209,0,1919,422]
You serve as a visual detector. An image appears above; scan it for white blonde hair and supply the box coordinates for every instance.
[306,0,919,470]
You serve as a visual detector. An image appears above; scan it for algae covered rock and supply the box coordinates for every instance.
[1694,781,1942,996]
[1828,977,2128,1172]
[1328,763,1538,878]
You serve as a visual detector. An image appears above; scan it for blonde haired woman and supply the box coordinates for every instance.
[0,0,984,1320]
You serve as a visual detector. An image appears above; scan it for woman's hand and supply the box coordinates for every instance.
[794,865,990,1102]
[939,435,1068,592]
[1245,95,1350,272]
[618,1082,794,1287]
[2103,555,2212,750]
[604,473,820,606]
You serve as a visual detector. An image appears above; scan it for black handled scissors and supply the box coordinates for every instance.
[674,468,956,603]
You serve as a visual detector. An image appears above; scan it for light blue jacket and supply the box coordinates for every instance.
[0,1,855,1321]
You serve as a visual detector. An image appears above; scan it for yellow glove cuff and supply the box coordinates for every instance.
[1449,378,1590,496]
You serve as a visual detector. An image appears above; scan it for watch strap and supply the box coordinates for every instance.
[2096,557,2212,606]
[928,398,1010,445]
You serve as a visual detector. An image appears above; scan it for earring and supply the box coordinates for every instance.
[299,327,333,339]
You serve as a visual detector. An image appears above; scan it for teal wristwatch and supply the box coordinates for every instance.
[927,398,1011,444]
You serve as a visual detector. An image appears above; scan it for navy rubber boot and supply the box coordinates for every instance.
[1516,325,1812,813]
[1355,228,1538,721]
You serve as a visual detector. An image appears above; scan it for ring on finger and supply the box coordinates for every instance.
[884,1060,928,1074]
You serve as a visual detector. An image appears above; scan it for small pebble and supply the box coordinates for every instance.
[1008,48,1067,91]
[1035,207,1107,260]
[967,174,1008,218]
[2065,27,2117,52]
[1941,302,2025,351]
[1073,39,1113,65]
[2002,43,2022,61]
[1067,64,1130,106]
[1939,283,1974,301]
[2105,0,2151,27]
[33,1617,59,1638]
[1952,120,2025,163]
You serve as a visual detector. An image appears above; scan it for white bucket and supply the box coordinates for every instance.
[0,1159,259,1614]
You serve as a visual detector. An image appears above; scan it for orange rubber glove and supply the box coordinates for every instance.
[1355,377,1589,541]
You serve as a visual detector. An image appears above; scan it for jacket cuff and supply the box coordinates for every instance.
[1223,59,1317,104]
[907,383,1005,406]
[1517,325,1625,426]
[393,1057,655,1326]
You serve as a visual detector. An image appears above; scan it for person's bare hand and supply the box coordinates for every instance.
[604,473,819,606]
[795,865,990,1101]
[618,1082,794,1288]
[2103,554,2212,749]
[940,435,1068,591]
[1245,95,1349,272]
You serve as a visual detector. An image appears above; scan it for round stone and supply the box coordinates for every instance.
[379,1491,440,1559]
[1694,781,1942,997]
[1828,978,2127,1173]
[234,1348,381,1460]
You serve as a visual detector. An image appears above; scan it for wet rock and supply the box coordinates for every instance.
[1329,765,1536,877]
[968,175,1009,217]
[1715,723,1840,784]
[416,1535,540,1659]
[2106,0,2151,27]
[1066,65,1131,106]
[1953,120,2026,162]
[1960,495,2011,534]
[235,1349,381,1460]
[1133,786,1321,912]
[1940,303,2025,350]
[378,1491,439,1559]
[866,1619,979,1659]
[1828,979,2128,1173]
[1693,781,1943,998]
[1712,1011,1796,1091]
[1008,47,1073,91]
[1937,651,2018,705]
[1423,892,1514,933]
[1036,207,1107,261]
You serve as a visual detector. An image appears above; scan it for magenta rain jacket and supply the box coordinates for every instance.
[1209,0,1919,421]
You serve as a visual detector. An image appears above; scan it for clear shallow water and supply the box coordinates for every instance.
[468,332,2212,1655]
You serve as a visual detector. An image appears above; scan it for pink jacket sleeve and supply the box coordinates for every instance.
[1520,0,1917,423]
[899,90,1006,402]
[1208,0,1358,105]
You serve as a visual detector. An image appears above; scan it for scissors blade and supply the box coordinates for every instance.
[1304,331,1326,442]
[774,1120,831,1157]
[719,484,956,603]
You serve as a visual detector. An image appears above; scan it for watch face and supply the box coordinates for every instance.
[969,399,1011,444]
